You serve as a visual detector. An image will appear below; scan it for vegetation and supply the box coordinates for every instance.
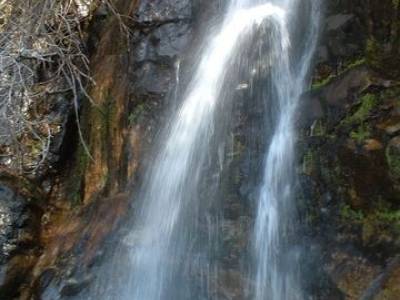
[350,124,371,143]
[311,58,366,90]
[0,0,95,173]
[346,94,377,125]
[386,142,400,178]
[340,204,364,222]
[0,0,128,174]
[340,202,400,244]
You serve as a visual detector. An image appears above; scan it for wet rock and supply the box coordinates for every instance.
[132,20,191,62]
[60,275,93,297]
[215,269,250,300]
[323,11,364,61]
[133,62,176,95]
[152,22,191,58]
[313,65,370,107]
[315,45,329,63]
[0,181,41,298]
[135,0,192,23]
[326,14,354,32]
[327,251,381,300]
[302,2,400,292]
[29,192,129,298]
[0,184,37,262]
[361,257,400,300]
[0,254,38,298]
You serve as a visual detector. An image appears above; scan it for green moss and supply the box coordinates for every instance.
[311,74,336,90]
[128,103,146,125]
[386,144,400,178]
[376,209,400,223]
[343,57,366,70]
[311,57,366,91]
[350,123,371,143]
[347,93,377,124]
[341,200,400,244]
[363,206,400,243]
[67,89,114,205]
[340,204,364,222]
[339,93,377,143]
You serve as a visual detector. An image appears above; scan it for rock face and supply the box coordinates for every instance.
[18,0,205,298]
[0,176,42,299]
[1,0,197,297]
[0,0,399,299]
[298,1,400,298]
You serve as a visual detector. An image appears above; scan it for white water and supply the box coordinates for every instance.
[252,1,320,300]
[123,3,295,299]
[88,1,320,299]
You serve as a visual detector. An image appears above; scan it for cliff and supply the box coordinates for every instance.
[0,0,399,299]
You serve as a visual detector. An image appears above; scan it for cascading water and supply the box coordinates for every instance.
[87,1,320,300]
[251,1,320,300]
[121,4,296,299]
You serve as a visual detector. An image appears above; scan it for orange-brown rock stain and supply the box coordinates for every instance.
[21,0,142,297]
[27,193,128,298]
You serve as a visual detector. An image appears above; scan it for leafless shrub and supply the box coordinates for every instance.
[0,0,130,175]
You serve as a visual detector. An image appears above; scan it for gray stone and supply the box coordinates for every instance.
[326,14,354,31]
[135,0,192,23]
[0,184,27,262]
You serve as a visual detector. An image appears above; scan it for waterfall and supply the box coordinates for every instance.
[87,1,320,299]
[122,3,295,299]
[252,1,320,300]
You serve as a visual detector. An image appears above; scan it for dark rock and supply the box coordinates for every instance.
[316,45,329,63]
[0,181,41,298]
[135,0,192,23]
[326,14,354,32]
[0,184,30,261]
[152,22,192,58]
[60,275,93,297]
[313,65,370,107]
[302,2,400,294]
[133,62,175,95]
[361,256,400,300]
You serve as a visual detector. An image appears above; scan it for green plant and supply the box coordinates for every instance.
[340,204,364,222]
[386,144,400,178]
[347,93,377,124]
[350,123,371,143]
[311,57,366,91]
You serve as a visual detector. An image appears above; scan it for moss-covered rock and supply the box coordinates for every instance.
[386,136,400,178]
[301,2,400,294]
